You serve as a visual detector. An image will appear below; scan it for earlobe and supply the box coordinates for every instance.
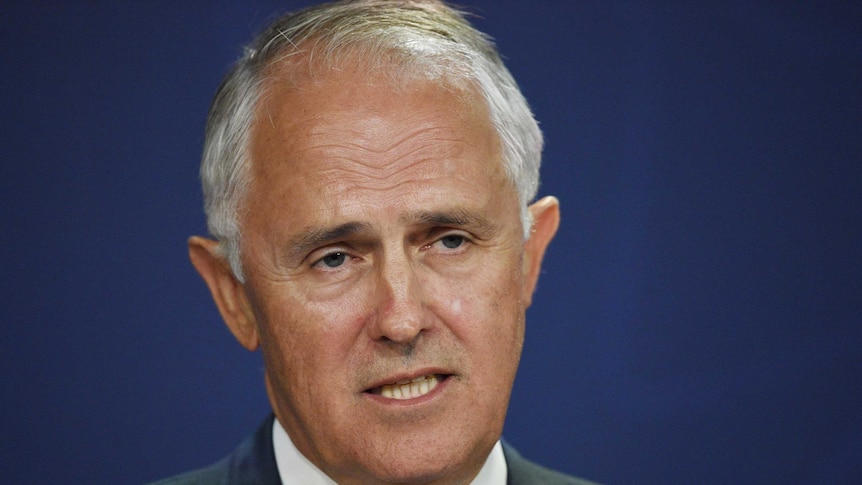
[188,236,260,351]
[522,196,560,307]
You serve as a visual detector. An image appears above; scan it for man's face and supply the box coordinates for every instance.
[213,64,548,484]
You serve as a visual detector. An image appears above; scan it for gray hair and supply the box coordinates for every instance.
[201,0,543,281]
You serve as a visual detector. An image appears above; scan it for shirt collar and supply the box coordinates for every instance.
[272,417,507,485]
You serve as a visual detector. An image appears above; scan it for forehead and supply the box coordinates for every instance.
[245,61,509,210]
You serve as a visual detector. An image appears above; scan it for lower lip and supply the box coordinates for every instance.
[363,375,452,407]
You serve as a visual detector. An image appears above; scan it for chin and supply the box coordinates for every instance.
[361,459,457,485]
[347,433,491,485]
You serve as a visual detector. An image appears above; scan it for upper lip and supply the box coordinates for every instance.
[362,368,453,393]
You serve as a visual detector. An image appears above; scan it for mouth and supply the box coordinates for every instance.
[366,374,448,400]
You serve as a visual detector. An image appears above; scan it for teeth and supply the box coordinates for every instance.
[379,375,439,400]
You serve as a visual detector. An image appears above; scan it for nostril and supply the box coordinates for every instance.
[377,319,424,345]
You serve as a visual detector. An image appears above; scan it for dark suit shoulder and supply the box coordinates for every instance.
[148,457,230,485]
[503,442,600,485]
[147,415,281,485]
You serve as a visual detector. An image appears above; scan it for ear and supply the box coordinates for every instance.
[188,236,260,351]
[521,196,560,307]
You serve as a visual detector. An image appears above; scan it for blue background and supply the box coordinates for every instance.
[2,1,860,483]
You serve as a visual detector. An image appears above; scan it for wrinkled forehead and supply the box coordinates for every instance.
[251,46,499,158]
[244,52,509,204]
[254,56,498,161]
[244,41,513,200]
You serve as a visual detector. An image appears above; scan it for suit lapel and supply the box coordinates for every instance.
[227,414,281,485]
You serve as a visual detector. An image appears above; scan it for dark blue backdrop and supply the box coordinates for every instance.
[2,2,860,484]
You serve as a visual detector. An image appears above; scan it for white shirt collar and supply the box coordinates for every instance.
[272,417,507,485]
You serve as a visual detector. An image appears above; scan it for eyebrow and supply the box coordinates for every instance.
[404,209,498,233]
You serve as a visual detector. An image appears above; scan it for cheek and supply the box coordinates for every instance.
[449,297,463,316]
[255,288,370,385]
[426,261,524,341]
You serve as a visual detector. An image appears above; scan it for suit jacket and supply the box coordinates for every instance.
[150,415,598,485]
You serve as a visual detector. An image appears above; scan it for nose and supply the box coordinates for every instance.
[367,251,431,345]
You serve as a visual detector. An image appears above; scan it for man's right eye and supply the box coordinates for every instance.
[315,251,348,269]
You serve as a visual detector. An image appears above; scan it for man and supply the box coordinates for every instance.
[155,1,596,484]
